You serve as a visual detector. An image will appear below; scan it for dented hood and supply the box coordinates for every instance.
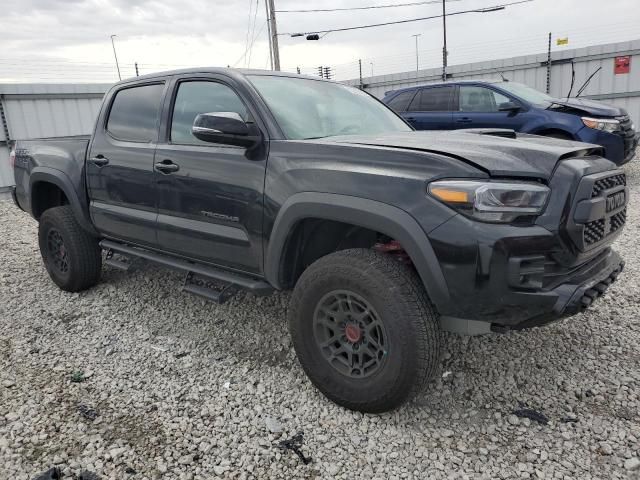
[320,129,603,180]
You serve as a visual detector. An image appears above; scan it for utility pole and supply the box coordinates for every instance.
[412,34,421,72]
[546,32,552,93]
[441,0,448,81]
[264,0,274,70]
[267,0,281,70]
[110,35,121,80]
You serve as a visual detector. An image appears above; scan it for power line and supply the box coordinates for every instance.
[247,0,261,66]
[283,0,533,36]
[244,0,255,67]
[276,0,468,13]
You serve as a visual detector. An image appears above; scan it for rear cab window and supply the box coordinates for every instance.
[106,83,165,142]
[408,86,455,112]
[386,90,417,112]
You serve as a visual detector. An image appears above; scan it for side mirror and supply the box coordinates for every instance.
[192,112,261,148]
[498,101,521,112]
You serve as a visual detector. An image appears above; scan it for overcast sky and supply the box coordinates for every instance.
[2,0,639,82]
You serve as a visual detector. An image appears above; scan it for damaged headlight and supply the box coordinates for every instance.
[428,180,550,223]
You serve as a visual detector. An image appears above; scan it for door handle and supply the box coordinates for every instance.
[456,118,472,124]
[90,155,109,167]
[154,160,180,174]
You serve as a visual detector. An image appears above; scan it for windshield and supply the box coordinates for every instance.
[497,82,554,106]
[248,75,412,140]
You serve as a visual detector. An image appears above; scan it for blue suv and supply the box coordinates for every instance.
[383,80,638,165]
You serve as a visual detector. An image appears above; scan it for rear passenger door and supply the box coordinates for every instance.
[87,81,167,247]
[403,86,454,130]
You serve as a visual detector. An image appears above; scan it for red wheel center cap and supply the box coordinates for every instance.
[345,324,362,343]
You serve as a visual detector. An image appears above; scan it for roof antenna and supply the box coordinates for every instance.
[576,66,602,98]
[499,71,509,82]
[566,60,575,100]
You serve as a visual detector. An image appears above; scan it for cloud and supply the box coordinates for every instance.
[1,0,639,82]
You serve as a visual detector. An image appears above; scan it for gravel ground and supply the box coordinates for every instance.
[1,163,640,480]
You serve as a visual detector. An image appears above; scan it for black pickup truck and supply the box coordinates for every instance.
[10,69,627,412]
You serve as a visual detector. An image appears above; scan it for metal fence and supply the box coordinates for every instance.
[344,39,640,128]
[0,83,110,189]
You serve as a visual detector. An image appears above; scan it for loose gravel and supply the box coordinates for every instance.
[1,161,640,480]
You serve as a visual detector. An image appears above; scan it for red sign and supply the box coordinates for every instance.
[615,56,631,75]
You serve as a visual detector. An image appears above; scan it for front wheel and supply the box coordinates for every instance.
[288,249,441,413]
[38,206,102,292]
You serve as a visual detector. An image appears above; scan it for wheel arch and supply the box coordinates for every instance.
[264,192,450,312]
[30,168,97,235]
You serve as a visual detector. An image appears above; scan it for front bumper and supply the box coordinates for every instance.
[427,158,627,332]
[576,126,638,166]
[428,213,625,331]
[502,249,624,330]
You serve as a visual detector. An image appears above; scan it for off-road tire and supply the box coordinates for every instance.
[38,206,102,292]
[288,248,441,413]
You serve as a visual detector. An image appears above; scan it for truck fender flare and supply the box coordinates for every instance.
[29,167,97,235]
[264,192,450,311]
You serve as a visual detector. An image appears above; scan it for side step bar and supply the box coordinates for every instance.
[100,240,274,302]
[104,249,131,271]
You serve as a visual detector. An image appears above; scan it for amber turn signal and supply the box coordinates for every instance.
[429,188,469,204]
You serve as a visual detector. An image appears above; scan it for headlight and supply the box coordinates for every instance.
[582,117,620,133]
[428,180,550,223]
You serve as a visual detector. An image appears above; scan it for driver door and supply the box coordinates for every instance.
[153,76,268,274]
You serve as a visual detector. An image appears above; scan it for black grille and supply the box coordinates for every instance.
[592,173,626,197]
[584,218,606,245]
[615,115,636,161]
[610,208,627,234]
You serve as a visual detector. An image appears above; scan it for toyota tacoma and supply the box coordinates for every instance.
[10,69,628,412]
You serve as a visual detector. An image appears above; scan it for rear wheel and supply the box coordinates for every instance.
[38,206,102,292]
[288,248,441,413]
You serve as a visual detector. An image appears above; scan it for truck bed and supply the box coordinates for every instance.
[13,136,91,217]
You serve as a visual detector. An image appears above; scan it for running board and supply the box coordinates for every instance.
[182,272,238,304]
[99,240,274,299]
[104,248,131,271]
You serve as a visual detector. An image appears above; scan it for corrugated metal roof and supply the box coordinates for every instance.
[0,83,111,95]
[3,96,105,139]
[0,83,110,187]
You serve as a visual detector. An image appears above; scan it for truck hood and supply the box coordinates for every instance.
[549,97,626,117]
[318,130,603,180]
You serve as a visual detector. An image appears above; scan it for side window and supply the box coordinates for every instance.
[459,86,511,112]
[386,90,416,112]
[171,81,249,145]
[106,83,164,142]
[408,86,454,112]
